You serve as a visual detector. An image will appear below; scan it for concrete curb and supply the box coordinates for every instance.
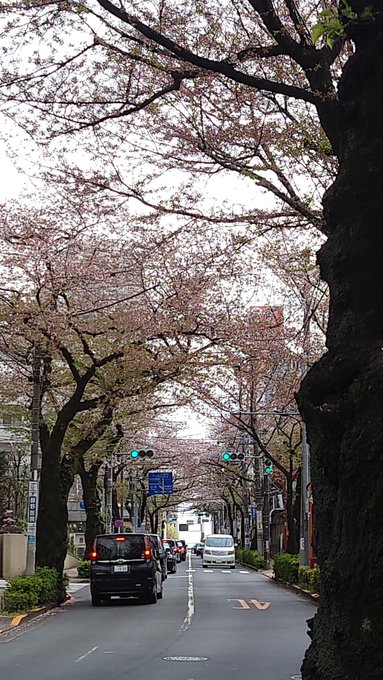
[0,603,55,635]
[263,571,319,604]
[237,561,319,604]
[0,587,77,636]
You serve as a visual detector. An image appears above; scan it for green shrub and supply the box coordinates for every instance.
[298,565,320,593]
[298,565,312,590]
[3,590,38,614]
[236,548,263,570]
[3,567,65,612]
[77,560,90,579]
[273,553,299,583]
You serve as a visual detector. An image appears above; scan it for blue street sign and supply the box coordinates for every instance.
[148,471,173,495]
[79,501,85,510]
[27,535,36,543]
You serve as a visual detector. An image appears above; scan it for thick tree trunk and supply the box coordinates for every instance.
[36,437,68,595]
[298,11,383,679]
[79,461,105,558]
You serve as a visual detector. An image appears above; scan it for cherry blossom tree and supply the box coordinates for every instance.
[0,186,246,575]
[1,1,382,676]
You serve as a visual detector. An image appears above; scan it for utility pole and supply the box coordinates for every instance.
[262,473,271,569]
[131,471,138,532]
[299,422,311,565]
[104,459,113,533]
[26,345,42,575]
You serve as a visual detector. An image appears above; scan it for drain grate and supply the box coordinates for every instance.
[163,656,208,662]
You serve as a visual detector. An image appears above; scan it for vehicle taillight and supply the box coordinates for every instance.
[90,550,98,560]
[115,536,125,541]
[143,549,151,558]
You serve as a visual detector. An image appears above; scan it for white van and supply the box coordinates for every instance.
[202,534,235,568]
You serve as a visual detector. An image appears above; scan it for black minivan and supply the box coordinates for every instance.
[90,533,164,606]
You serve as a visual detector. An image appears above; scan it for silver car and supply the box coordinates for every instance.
[202,534,235,568]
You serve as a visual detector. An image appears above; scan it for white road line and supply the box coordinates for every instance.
[75,646,99,663]
[239,570,249,574]
[180,551,195,632]
[220,570,232,573]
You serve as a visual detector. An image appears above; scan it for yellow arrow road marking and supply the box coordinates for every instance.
[228,599,251,609]
[250,599,270,610]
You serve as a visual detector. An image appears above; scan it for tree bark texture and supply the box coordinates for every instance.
[36,437,68,581]
[79,461,105,558]
[298,11,383,680]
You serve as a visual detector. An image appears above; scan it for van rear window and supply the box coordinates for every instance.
[96,535,145,560]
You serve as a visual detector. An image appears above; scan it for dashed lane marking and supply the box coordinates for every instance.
[180,552,195,632]
[164,656,208,662]
[75,646,99,663]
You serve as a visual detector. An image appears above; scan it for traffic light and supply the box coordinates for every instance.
[130,449,154,459]
[221,452,245,462]
[264,459,273,475]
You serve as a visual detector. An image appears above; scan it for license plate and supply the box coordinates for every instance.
[114,565,129,573]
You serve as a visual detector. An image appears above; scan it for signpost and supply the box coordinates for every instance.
[148,471,173,496]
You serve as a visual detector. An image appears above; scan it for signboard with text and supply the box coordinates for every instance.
[148,471,173,495]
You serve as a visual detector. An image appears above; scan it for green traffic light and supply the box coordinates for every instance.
[131,449,139,459]
[222,452,231,461]
[265,465,273,475]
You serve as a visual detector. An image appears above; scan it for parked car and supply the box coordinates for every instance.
[202,534,235,569]
[162,540,177,574]
[194,542,204,557]
[148,533,167,581]
[90,533,164,606]
[176,540,187,561]
[165,538,181,562]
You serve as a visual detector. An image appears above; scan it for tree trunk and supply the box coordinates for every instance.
[148,511,156,533]
[298,11,383,679]
[78,460,105,558]
[36,436,68,596]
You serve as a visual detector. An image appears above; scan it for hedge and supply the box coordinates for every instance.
[236,548,264,570]
[273,553,299,583]
[77,560,90,579]
[299,565,320,593]
[273,554,320,593]
[2,567,69,614]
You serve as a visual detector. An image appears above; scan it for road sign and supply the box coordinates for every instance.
[148,471,173,495]
[114,519,123,528]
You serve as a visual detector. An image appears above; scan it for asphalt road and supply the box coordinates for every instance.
[0,553,315,680]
